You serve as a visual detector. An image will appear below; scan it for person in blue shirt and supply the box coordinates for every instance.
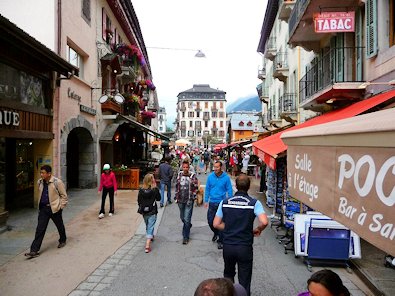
[213,174,268,296]
[204,160,233,249]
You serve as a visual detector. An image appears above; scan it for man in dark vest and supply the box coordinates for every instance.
[213,174,268,296]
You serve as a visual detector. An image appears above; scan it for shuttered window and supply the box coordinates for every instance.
[366,0,378,58]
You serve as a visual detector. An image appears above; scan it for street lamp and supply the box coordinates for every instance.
[147,47,206,58]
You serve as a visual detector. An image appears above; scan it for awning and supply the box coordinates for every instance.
[118,115,170,141]
[99,123,120,143]
[253,89,395,169]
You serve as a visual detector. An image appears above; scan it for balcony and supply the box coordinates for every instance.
[211,127,218,132]
[203,114,210,120]
[211,107,218,112]
[273,52,289,82]
[267,105,281,126]
[180,126,186,131]
[264,36,277,61]
[179,106,186,112]
[258,68,266,80]
[299,47,364,109]
[289,0,360,52]
[196,106,202,112]
[260,86,269,104]
[279,0,296,22]
[101,100,121,114]
[279,93,297,123]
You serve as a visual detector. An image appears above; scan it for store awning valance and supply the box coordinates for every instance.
[118,115,170,141]
[99,123,120,143]
[253,89,395,169]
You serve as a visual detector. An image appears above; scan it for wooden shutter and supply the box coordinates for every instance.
[355,9,363,81]
[102,8,107,41]
[366,0,378,58]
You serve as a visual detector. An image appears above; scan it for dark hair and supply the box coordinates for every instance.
[182,160,190,166]
[307,270,350,296]
[235,174,250,192]
[40,165,52,173]
[194,278,234,296]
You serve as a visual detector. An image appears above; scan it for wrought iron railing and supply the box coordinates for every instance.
[288,0,309,38]
[274,52,288,70]
[279,93,297,113]
[299,47,364,105]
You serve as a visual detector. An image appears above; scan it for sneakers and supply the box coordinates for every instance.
[98,213,105,219]
[182,238,189,245]
[145,247,151,253]
[24,251,40,258]
[160,204,164,208]
[217,242,223,249]
[167,200,172,205]
[109,213,113,217]
[58,242,66,248]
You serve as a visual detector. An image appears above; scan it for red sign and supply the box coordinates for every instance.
[314,11,355,33]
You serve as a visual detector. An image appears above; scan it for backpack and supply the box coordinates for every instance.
[137,189,157,214]
[204,152,209,161]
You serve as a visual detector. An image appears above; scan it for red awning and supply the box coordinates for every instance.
[214,143,228,151]
[253,89,395,169]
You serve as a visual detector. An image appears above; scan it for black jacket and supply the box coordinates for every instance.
[138,187,161,215]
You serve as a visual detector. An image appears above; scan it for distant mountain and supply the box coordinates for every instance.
[226,95,261,113]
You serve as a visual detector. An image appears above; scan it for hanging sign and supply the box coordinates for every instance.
[314,11,355,33]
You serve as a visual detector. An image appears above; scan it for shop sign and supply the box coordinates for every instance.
[0,109,20,126]
[80,104,97,115]
[287,146,395,256]
[314,11,355,33]
[67,88,81,101]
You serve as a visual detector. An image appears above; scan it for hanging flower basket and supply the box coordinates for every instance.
[141,110,156,119]
[114,43,145,67]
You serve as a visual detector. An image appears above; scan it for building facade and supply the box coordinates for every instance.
[157,107,167,133]
[228,112,260,142]
[176,84,227,148]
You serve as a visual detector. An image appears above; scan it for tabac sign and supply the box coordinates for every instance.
[314,11,355,33]
[287,146,395,256]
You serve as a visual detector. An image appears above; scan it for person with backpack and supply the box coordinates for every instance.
[203,149,211,174]
[98,163,118,219]
[24,165,68,258]
[137,173,161,253]
[175,160,199,245]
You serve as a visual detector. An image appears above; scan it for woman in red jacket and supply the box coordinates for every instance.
[98,164,118,219]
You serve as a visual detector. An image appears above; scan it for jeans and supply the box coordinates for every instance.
[223,244,253,296]
[160,181,172,205]
[100,187,114,214]
[143,214,157,239]
[31,206,66,252]
[178,201,194,239]
[207,202,223,243]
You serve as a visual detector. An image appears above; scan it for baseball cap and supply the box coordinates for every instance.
[103,164,110,170]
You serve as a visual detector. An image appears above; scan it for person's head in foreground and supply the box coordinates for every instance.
[194,278,247,296]
[305,269,350,296]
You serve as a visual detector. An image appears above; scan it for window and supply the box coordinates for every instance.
[82,0,91,23]
[219,112,224,118]
[213,102,217,108]
[212,112,217,118]
[247,121,252,126]
[188,102,193,108]
[195,121,201,128]
[181,131,186,137]
[220,102,223,108]
[196,111,200,117]
[181,121,186,128]
[182,112,185,118]
[188,111,194,117]
[213,121,217,128]
[220,121,223,128]
[219,131,225,137]
[205,102,208,108]
[204,121,208,128]
[67,45,83,78]
[197,102,200,108]
[102,8,112,44]
[189,121,193,127]
[239,121,244,126]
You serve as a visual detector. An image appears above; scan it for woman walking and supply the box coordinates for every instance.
[138,173,161,253]
[98,164,117,219]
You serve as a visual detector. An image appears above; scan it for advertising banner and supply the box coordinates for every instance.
[287,146,395,256]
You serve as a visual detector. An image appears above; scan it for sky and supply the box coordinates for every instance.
[132,0,268,126]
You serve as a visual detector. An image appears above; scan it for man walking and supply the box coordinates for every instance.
[158,156,174,207]
[25,165,68,258]
[204,160,233,249]
[213,174,268,295]
[175,160,198,244]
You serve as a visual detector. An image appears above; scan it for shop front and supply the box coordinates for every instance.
[281,108,395,257]
[0,16,77,227]
[99,114,169,188]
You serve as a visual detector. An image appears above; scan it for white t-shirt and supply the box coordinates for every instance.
[242,154,250,168]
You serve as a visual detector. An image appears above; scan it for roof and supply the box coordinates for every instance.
[229,113,260,131]
[0,15,78,77]
[178,84,226,96]
[253,89,395,169]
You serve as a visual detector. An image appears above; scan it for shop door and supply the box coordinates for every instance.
[6,139,34,210]
[67,129,79,188]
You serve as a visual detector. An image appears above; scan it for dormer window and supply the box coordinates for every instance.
[239,121,244,126]
[247,121,252,126]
